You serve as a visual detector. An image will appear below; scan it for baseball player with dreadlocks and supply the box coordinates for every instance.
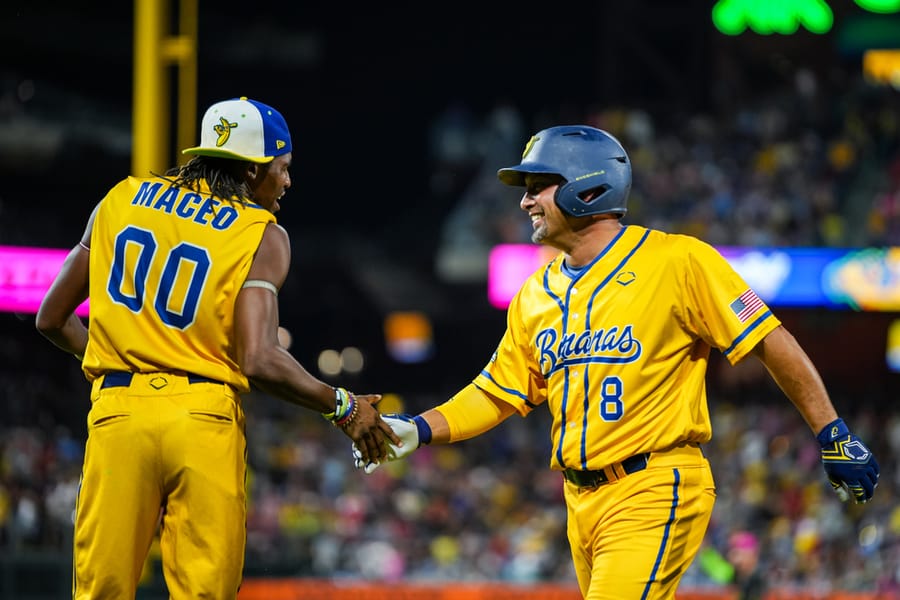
[355,125,880,599]
[36,97,400,599]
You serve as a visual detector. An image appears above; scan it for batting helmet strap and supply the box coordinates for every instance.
[497,125,632,217]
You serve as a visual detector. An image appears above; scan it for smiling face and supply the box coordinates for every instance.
[248,153,292,213]
[518,172,624,267]
[521,173,566,245]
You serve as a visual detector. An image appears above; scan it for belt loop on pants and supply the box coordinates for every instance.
[101,371,135,388]
[100,371,221,389]
[563,452,650,489]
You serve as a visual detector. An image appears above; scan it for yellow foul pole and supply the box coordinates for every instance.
[131,0,198,178]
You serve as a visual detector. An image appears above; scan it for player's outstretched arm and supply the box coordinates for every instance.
[234,223,401,463]
[752,325,879,503]
[353,384,515,473]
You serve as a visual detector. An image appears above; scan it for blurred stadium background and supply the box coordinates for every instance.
[2,0,900,598]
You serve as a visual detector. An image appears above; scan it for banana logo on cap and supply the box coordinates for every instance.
[214,117,239,147]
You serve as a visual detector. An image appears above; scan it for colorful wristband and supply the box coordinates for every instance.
[334,395,358,428]
[324,387,358,428]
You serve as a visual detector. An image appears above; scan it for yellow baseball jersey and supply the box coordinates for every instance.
[474,225,781,471]
[82,175,275,391]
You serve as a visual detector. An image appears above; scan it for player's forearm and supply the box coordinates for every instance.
[425,383,515,443]
[35,244,90,359]
[753,326,838,433]
[418,408,452,444]
[242,346,335,413]
[35,313,88,359]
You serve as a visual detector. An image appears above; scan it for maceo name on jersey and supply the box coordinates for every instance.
[536,324,642,375]
[132,181,239,230]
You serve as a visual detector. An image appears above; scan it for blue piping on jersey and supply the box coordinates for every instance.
[557,367,572,468]
[565,226,630,284]
[542,260,567,315]
[585,228,650,328]
[722,311,773,358]
[551,228,630,468]
[642,468,681,600]
[546,227,650,469]
[580,368,590,468]
[476,371,534,406]
[542,262,569,468]
[579,229,648,468]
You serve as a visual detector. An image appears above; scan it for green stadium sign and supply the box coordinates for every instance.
[855,0,900,13]
[712,0,834,35]
[712,0,899,35]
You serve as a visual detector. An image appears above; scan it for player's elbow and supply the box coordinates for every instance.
[35,308,65,338]
[238,347,281,383]
[238,352,266,380]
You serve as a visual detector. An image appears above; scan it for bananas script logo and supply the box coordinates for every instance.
[214,117,239,147]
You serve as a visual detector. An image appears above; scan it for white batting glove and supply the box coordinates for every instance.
[353,414,424,473]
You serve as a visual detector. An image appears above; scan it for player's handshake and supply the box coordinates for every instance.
[817,418,880,504]
[324,388,405,464]
[352,413,431,473]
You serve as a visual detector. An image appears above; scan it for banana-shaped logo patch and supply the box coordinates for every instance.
[214,117,239,147]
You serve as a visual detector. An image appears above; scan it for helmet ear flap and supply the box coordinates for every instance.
[577,184,611,203]
[554,182,610,215]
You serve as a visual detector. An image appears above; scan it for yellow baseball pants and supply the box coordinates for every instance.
[564,442,716,599]
[74,372,247,599]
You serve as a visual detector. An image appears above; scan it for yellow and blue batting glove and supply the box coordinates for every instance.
[352,413,432,474]
[817,418,879,504]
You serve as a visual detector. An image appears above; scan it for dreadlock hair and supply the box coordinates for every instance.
[161,156,254,205]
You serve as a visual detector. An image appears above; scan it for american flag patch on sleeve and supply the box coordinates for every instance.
[730,289,765,323]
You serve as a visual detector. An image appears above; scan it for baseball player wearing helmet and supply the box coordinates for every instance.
[36,97,400,599]
[356,125,880,599]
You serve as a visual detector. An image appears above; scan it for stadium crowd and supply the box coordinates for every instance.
[0,373,897,595]
[434,68,900,281]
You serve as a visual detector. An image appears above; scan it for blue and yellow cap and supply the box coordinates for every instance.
[182,97,292,164]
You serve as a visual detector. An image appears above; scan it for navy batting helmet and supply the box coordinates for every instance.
[497,125,631,217]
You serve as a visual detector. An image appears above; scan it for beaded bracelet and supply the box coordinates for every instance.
[333,392,359,429]
[324,387,357,428]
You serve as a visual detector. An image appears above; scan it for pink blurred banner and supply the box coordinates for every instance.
[0,245,89,316]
